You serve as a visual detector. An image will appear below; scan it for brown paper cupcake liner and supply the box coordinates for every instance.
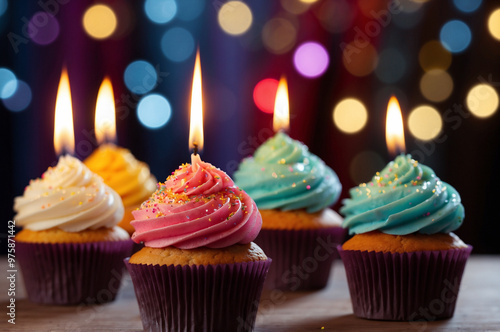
[255,227,347,291]
[338,245,472,321]
[17,240,133,305]
[125,258,272,332]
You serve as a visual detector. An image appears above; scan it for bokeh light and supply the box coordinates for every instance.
[83,4,117,40]
[281,0,310,15]
[160,27,195,62]
[137,94,172,129]
[420,69,453,102]
[0,0,7,16]
[375,48,406,83]
[408,105,443,141]
[253,78,279,114]
[293,42,329,78]
[332,98,368,134]
[144,0,177,24]
[124,60,157,95]
[314,0,353,34]
[262,18,297,54]
[2,80,32,112]
[466,84,499,118]
[453,0,482,13]
[176,0,204,21]
[300,0,319,3]
[218,1,253,36]
[419,40,452,71]
[349,151,385,184]
[0,68,17,99]
[488,9,500,41]
[342,42,378,77]
[440,20,471,53]
[28,12,60,45]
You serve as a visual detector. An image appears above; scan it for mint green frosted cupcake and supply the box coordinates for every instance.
[339,154,472,321]
[234,132,345,290]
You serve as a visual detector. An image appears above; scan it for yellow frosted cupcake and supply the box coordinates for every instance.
[84,143,156,235]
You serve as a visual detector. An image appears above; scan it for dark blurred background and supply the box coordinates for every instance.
[1,0,499,253]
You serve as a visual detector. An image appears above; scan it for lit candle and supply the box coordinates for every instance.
[13,66,130,307]
[385,96,406,157]
[273,76,289,133]
[84,76,157,236]
[339,95,470,322]
[53,68,75,156]
[95,77,116,145]
[232,74,344,291]
[189,49,204,170]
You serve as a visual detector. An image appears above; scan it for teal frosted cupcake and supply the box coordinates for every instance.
[234,132,345,290]
[339,154,472,321]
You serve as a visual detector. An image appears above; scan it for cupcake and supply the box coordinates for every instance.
[84,143,157,235]
[339,154,472,321]
[234,132,345,290]
[125,157,271,331]
[14,155,132,305]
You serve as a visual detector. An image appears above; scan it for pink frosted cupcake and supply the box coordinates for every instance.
[125,156,271,331]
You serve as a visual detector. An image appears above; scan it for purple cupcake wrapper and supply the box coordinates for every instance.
[338,245,473,321]
[131,240,145,255]
[255,227,347,291]
[17,240,133,305]
[125,258,272,332]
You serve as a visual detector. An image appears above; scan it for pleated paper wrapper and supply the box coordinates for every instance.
[255,227,347,291]
[125,258,272,332]
[338,245,473,321]
[17,240,133,305]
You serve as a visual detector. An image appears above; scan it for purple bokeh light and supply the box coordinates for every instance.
[28,12,60,45]
[293,42,330,78]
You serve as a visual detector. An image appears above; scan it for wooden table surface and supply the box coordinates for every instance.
[1,255,499,331]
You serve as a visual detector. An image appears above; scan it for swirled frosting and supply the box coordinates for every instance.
[341,154,464,235]
[131,156,262,249]
[84,144,157,206]
[233,132,341,213]
[14,155,124,232]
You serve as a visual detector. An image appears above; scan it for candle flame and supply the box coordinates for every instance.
[95,77,116,144]
[273,75,290,133]
[385,96,406,157]
[53,67,75,156]
[189,49,204,153]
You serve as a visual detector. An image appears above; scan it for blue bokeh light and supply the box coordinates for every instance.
[0,68,18,99]
[0,0,7,16]
[453,0,482,13]
[2,80,32,112]
[124,60,158,95]
[137,94,172,129]
[176,0,204,21]
[440,20,471,53]
[144,0,177,24]
[160,27,195,62]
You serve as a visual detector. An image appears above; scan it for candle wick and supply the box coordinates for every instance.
[193,143,198,156]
